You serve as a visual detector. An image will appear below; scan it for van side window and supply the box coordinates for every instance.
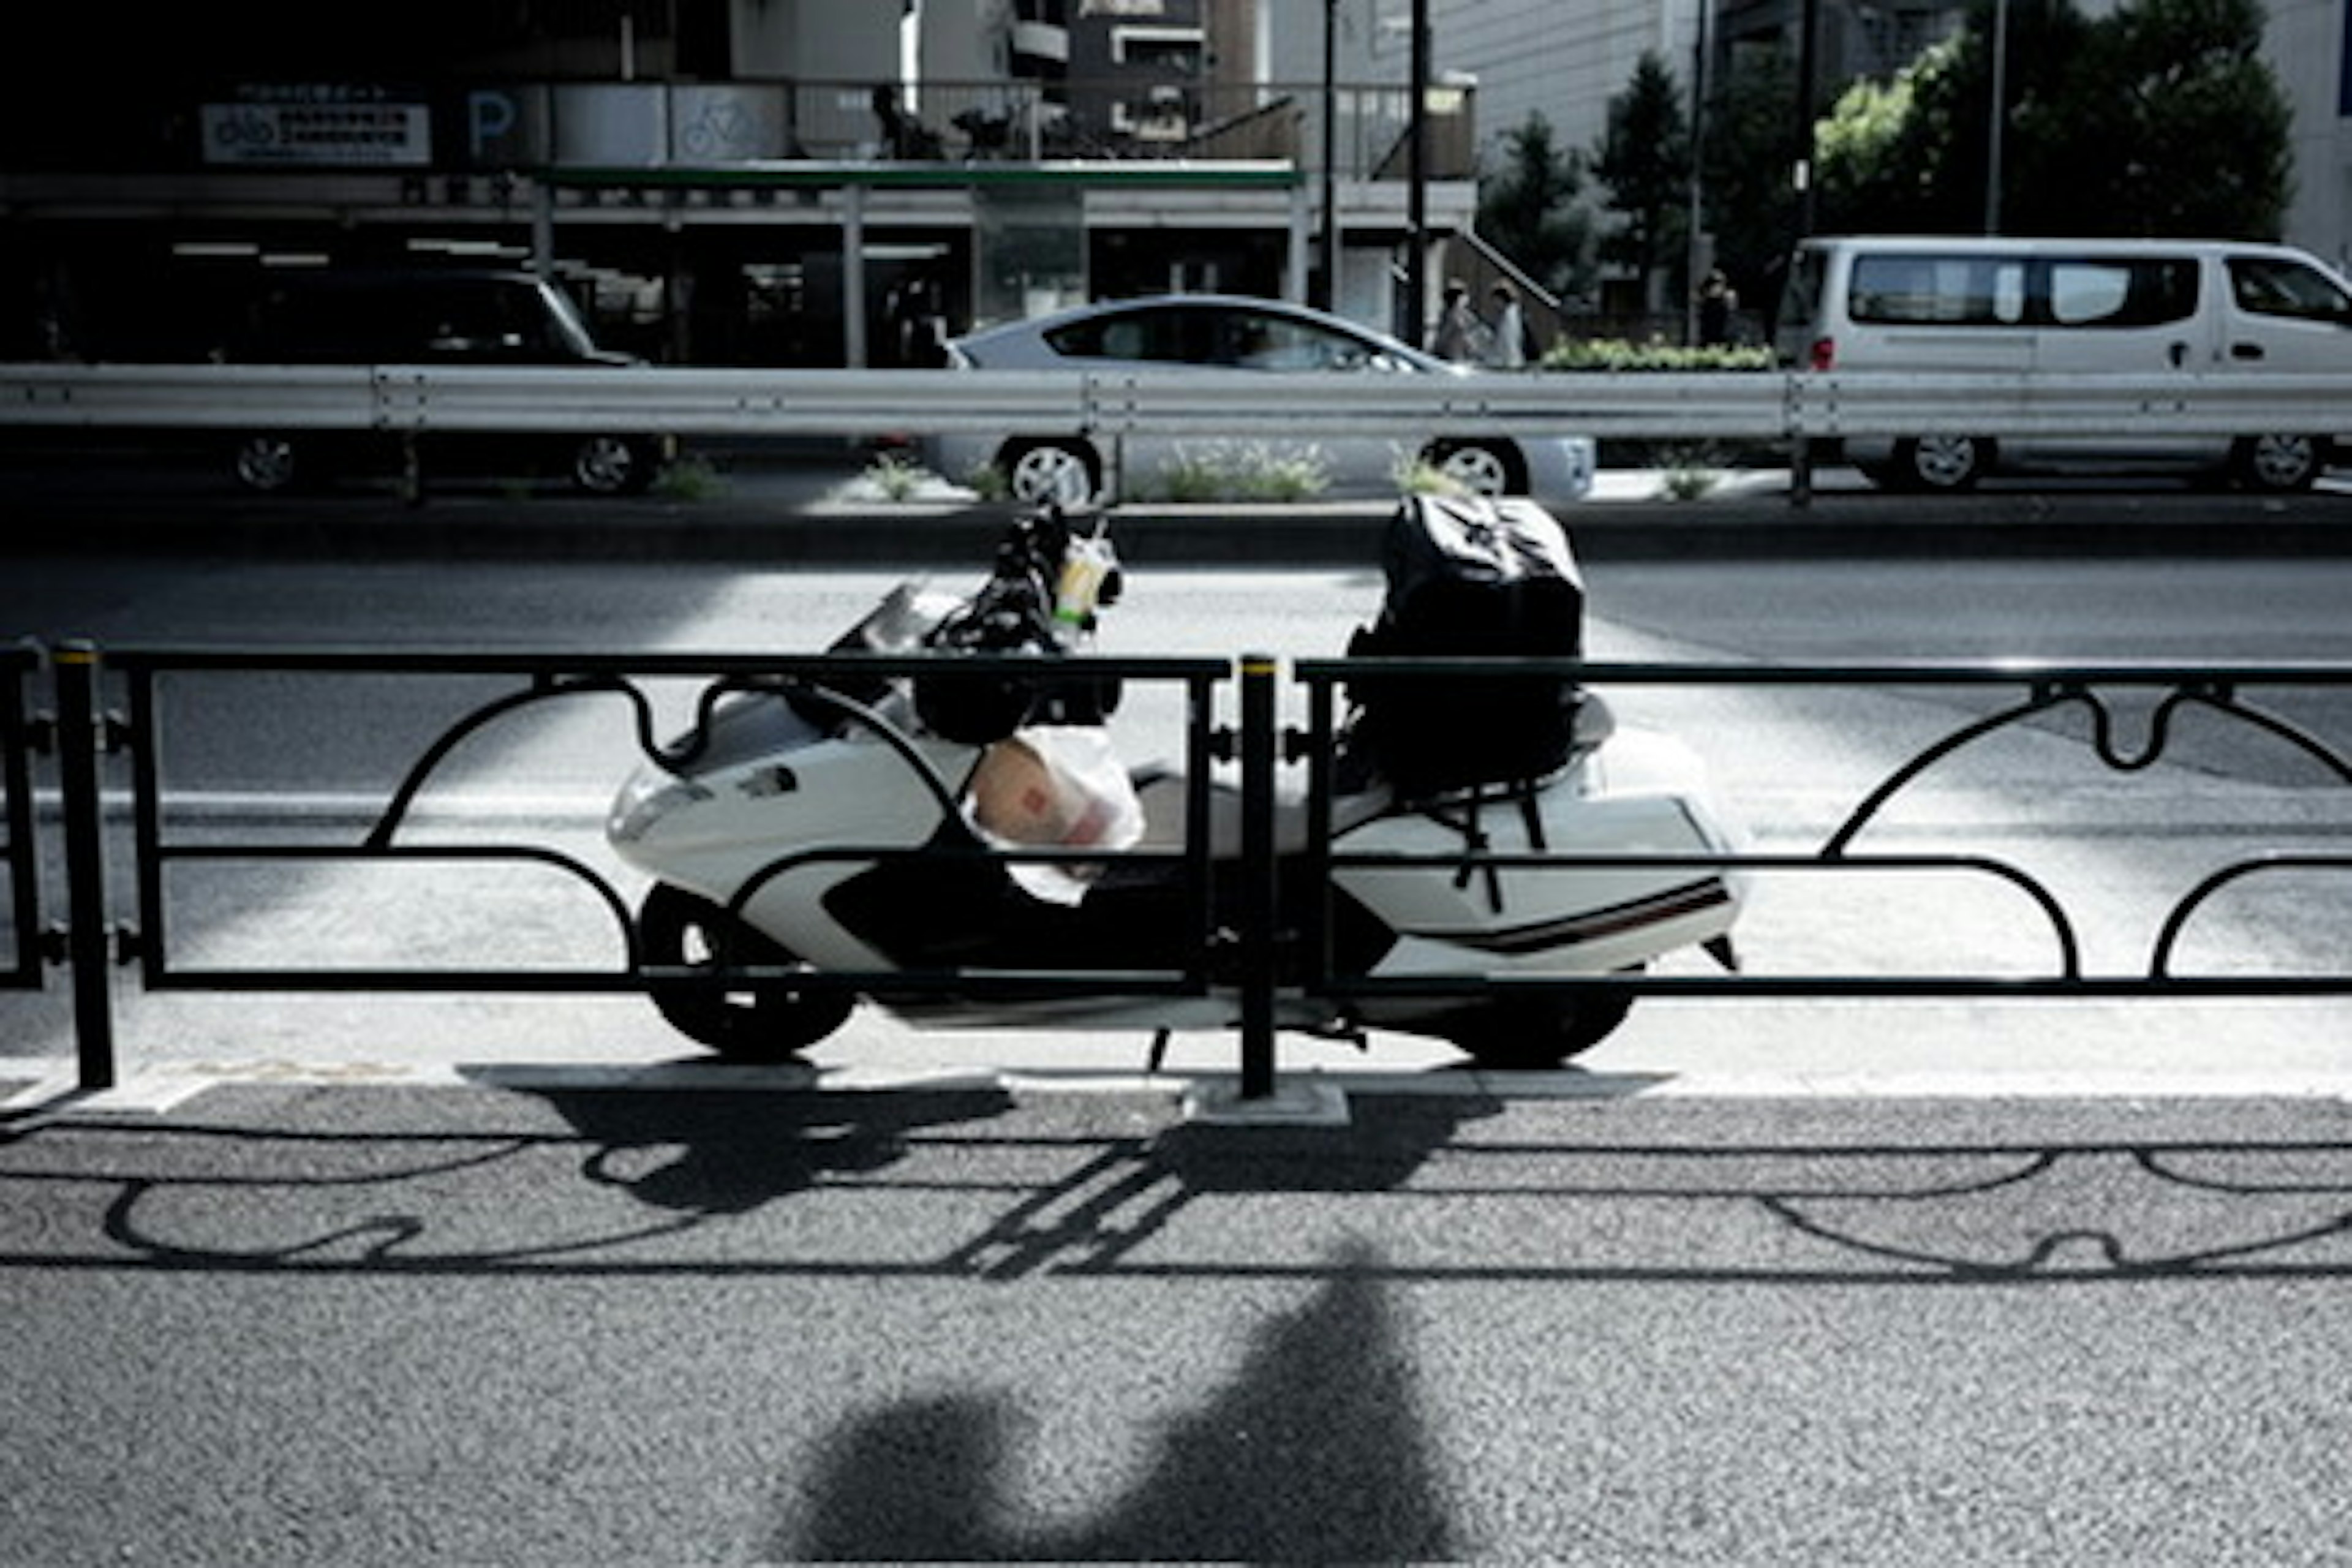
[2228,257,2352,325]
[2046,258,2197,327]
[1850,255,2026,326]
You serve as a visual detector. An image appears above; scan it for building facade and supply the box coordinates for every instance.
[10,0,2334,366]
[1,0,1480,365]
[1406,0,2348,274]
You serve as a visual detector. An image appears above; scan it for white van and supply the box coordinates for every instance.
[1776,236,2352,491]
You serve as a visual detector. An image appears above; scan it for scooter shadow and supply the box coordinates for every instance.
[510,1079,1019,1216]
[492,1064,1514,1273]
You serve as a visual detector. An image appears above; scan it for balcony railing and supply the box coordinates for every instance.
[503,77,1478,182]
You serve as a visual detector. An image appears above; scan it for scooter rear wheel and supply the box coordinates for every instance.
[638,885,854,1060]
[1442,984,1636,1069]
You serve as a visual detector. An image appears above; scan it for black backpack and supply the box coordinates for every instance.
[1345,494,1585,799]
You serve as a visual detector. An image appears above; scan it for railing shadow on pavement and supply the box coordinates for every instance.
[4,1090,2348,1288]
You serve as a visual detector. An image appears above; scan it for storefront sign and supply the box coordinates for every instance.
[202,88,431,167]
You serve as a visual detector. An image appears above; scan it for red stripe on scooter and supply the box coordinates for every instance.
[1421,878,1733,957]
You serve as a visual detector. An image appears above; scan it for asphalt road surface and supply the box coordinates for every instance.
[2,1084,2349,1564]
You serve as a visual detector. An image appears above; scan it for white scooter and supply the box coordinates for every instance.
[606,502,1745,1069]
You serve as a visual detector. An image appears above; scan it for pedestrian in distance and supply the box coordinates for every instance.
[1484,281,1528,369]
[1697,268,1738,348]
[1430,279,1488,363]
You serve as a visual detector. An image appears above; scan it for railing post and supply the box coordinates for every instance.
[51,641,118,1090]
[1785,371,1814,508]
[3,647,41,992]
[1237,652,1280,1100]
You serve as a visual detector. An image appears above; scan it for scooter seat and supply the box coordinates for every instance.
[1128,763,1391,858]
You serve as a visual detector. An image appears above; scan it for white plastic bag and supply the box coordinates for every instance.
[967,725,1144,905]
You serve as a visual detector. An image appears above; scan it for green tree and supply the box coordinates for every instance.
[1591,51,1692,307]
[1815,0,2290,238]
[1476,113,1594,301]
[2059,0,2292,236]
[1814,36,1961,231]
[1698,45,1802,311]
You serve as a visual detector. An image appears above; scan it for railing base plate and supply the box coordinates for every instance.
[1182,1076,1351,1128]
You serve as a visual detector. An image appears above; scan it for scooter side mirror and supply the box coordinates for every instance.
[1572,693,1616,749]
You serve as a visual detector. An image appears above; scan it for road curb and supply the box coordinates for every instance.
[23,494,2342,566]
[12,1061,2351,1122]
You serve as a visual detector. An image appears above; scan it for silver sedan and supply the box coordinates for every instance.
[925,293,1595,505]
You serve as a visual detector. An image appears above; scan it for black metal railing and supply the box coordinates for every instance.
[1296,658,2352,1009]
[6,644,2347,1095]
[108,646,1228,996]
[1,643,42,992]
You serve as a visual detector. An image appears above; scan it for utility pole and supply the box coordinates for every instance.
[1405,0,1430,346]
[1320,0,1338,311]
[1985,0,2008,233]
[1686,0,1713,345]
[1793,0,1819,241]
[1790,0,1822,506]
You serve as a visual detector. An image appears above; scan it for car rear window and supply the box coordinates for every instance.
[1043,309,1189,361]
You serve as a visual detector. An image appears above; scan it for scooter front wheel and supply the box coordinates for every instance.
[1442,982,1637,1069]
[638,885,854,1060]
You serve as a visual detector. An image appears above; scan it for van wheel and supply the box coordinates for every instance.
[1892,435,1990,491]
[233,434,308,494]
[2232,434,2324,493]
[1003,439,1102,506]
[637,885,853,1060]
[1425,440,1526,497]
[572,435,659,496]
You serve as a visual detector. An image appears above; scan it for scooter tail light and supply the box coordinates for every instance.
[1809,336,1836,372]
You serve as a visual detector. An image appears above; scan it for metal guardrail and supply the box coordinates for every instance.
[6,363,2352,445]
[4,643,2347,1094]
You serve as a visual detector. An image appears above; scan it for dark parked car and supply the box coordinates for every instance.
[227,269,668,495]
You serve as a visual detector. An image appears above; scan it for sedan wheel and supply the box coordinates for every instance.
[1003,440,1102,506]
[1427,441,1523,497]
[2233,434,2323,494]
[233,434,304,494]
[571,435,657,496]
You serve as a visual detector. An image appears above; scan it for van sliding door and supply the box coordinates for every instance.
[2027,254,2209,467]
